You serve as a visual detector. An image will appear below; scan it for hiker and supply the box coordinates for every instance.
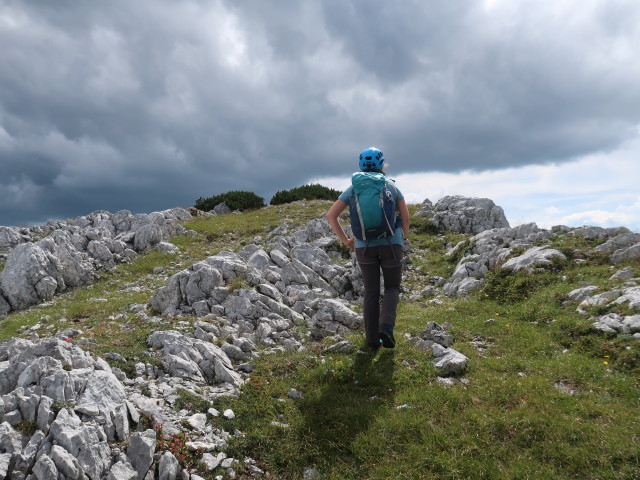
[326,147,410,350]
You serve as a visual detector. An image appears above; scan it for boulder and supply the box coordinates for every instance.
[0,453,11,479]
[427,196,509,234]
[611,286,640,311]
[32,454,58,480]
[107,461,138,480]
[133,224,163,251]
[1,243,63,310]
[569,226,630,241]
[610,267,636,281]
[156,242,179,255]
[413,198,434,218]
[147,331,242,386]
[50,445,84,480]
[431,344,468,377]
[593,233,640,253]
[0,226,23,252]
[49,409,111,480]
[158,452,180,480]
[127,430,156,480]
[443,222,552,297]
[501,246,566,272]
[610,244,640,265]
[213,202,232,215]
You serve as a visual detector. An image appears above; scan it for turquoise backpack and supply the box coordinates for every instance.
[349,172,401,243]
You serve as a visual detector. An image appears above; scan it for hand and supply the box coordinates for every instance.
[344,237,355,251]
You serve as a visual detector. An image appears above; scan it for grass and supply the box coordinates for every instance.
[1,201,640,479]
[211,293,640,479]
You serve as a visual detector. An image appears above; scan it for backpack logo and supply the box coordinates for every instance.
[349,172,400,242]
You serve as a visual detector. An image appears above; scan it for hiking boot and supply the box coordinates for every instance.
[361,338,382,354]
[379,326,395,349]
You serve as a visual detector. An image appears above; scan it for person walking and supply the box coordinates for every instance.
[326,147,410,350]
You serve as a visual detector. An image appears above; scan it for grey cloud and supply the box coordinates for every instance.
[1,0,640,225]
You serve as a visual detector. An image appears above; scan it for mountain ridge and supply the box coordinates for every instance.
[0,197,639,479]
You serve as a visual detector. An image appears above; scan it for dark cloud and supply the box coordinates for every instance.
[1,0,639,225]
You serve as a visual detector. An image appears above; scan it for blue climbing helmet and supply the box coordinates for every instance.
[358,147,385,171]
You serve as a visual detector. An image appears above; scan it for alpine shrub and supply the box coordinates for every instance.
[195,191,265,212]
[270,184,342,205]
[482,268,552,304]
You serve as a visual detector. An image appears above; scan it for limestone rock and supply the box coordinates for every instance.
[610,244,640,265]
[610,267,636,281]
[127,430,156,480]
[1,243,63,310]
[428,196,509,234]
[323,340,356,354]
[32,454,58,480]
[158,452,180,480]
[213,202,232,215]
[593,233,640,254]
[0,207,192,313]
[0,453,11,479]
[133,224,163,251]
[413,198,434,218]
[107,461,138,480]
[49,409,111,480]
[569,226,630,241]
[443,222,554,297]
[0,226,24,252]
[147,331,242,386]
[501,246,566,272]
[431,345,468,377]
[50,445,84,480]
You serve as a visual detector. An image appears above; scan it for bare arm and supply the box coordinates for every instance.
[326,199,355,250]
[398,197,410,240]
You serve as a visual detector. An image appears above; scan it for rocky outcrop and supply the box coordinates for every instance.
[406,322,468,377]
[150,216,363,344]
[589,232,640,265]
[441,219,639,297]
[0,226,25,253]
[0,327,248,480]
[0,337,135,480]
[501,246,566,272]
[444,223,553,296]
[414,196,510,234]
[0,207,193,315]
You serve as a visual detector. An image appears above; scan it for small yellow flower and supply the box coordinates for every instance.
[495,313,500,316]
[603,361,609,365]
[505,324,511,327]
[604,355,610,358]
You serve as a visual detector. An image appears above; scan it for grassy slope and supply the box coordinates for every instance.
[1,201,639,480]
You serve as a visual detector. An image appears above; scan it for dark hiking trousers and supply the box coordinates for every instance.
[356,244,403,348]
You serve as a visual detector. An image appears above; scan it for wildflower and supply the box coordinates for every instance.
[64,338,72,342]
[495,313,500,316]
[603,361,609,365]
[505,324,511,327]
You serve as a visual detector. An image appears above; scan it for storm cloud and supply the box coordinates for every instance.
[1,0,639,225]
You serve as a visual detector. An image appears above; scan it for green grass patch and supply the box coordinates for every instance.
[208,284,640,479]
[173,388,214,413]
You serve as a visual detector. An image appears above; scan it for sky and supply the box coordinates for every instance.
[1,0,639,231]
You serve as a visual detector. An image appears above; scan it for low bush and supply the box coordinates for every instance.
[483,268,553,304]
[411,217,440,235]
[195,191,265,212]
[270,184,341,205]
